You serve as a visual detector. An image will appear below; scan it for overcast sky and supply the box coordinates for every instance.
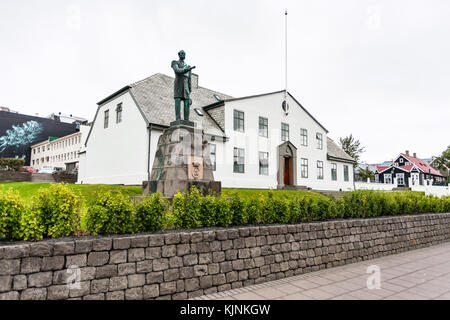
[1,0,449,163]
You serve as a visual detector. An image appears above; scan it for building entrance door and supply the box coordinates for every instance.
[284,156,292,185]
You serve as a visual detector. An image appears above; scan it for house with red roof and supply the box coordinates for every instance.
[375,151,446,187]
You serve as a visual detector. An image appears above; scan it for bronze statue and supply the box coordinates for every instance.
[171,50,196,121]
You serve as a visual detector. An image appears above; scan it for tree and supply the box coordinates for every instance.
[358,166,375,182]
[339,134,366,167]
[434,145,450,171]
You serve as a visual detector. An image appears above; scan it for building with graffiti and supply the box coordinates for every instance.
[0,110,85,165]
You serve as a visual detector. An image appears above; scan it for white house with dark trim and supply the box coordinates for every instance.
[78,73,355,191]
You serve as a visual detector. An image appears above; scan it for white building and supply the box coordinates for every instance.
[79,73,355,191]
[30,125,90,172]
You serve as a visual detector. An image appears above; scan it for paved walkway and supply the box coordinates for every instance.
[194,242,450,300]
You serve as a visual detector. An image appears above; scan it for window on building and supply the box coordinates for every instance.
[301,129,308,146]
[396,173,405,185]
[33,149,36,154]
[233,110,244,132]
[233,147,245,173]
[344,165,349,182]
[301,158,308,178]
[38,147,40,153]
[36,159,39,164]
[47,145,50,151]
[210,144,216,171]
[281,123,289,141]
[399,158,404,163]
[32,160,35,165]
[259,117,268,138]
[46,157,49,162]
[331,163,337,181]
[317,161,324,180]
[116,103,123,123]
[104,110,109,128]
[259,152,269,175]
[316,133,323,149]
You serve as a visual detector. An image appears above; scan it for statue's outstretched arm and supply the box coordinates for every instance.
[171,61,189,74]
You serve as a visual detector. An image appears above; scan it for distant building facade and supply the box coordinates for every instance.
[30,125,90,172]
[375,151,445,186]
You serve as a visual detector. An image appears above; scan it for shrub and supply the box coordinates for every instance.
[230,193,246,226]
[29,183,82,238]
[0,190,25,239]
[246,197,262,225]
[199,194,216,227]
[213,196,232,227]
[85,191,134,235]
[134,193,168,232]
[19,208,45,241]
[0,158,25,171]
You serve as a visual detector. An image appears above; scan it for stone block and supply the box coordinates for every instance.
[75,240,93,253]
[185,278,200,292]
[106,291,125,300]
[128,274,146,288]
[13,275,27,291]
[146,272,164,284]
[47,285,70,300]
[113,237,131,250]
[30,243,52,257]
[131,236,149,248]
[128,248,145,262]
[20,257,41,274]
[110,250,127,264]
[92,238,112,251]
[109,276,128,291]
[28,272,53,288]
[96,265,117,279]
[159,281,177,295]
[88,252,109,266]
[42,256,65,271]
[66,254,87,268]
[143,284,159,299]
[91,279,109,294]
[148,235,165,247]
[0,276,12,292]
[21,288,47,300]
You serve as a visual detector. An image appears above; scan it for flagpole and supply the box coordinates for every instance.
[285,9,288,101]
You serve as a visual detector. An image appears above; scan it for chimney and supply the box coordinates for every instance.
[191,73,199,89]
[405,150,410,156]
[413,152,417,158]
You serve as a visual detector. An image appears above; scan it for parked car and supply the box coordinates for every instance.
[25,166,36,173]
[38,166,63,174]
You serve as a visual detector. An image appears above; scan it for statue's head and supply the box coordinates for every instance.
[178,50,186,60]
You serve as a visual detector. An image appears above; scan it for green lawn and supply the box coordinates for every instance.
[0,182,142,205]
[0,182,326,204]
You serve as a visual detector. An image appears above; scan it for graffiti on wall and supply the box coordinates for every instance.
[0,121,44,159]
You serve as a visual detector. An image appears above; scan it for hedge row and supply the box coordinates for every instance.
[1,184,450,241]
[0,158,25,171]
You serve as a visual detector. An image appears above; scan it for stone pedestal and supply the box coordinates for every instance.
[143,123,221,198]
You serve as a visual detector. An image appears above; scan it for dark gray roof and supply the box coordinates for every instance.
[130,73,233,136]
[327,137,355,163]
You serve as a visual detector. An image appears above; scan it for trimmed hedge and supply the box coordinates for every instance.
[0,158,25,171]
[1,185,450,241]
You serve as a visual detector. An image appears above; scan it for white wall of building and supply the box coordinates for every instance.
[213,91,354,190]
[78,92,149,185]
[355,181,395,191]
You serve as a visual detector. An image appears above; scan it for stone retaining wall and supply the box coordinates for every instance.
[1,213,449,300]
[0,171,31,182]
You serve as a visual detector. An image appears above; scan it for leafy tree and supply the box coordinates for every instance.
[434,146,450,171]
[358,166,375,182]
[339,134,365,167]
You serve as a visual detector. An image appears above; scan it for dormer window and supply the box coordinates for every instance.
[213,94,222,101]
[194,108,203,116]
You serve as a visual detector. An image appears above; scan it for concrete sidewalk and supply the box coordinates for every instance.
[193,242,450,300]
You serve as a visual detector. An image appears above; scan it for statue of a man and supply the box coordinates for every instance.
[171,50,196,121]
